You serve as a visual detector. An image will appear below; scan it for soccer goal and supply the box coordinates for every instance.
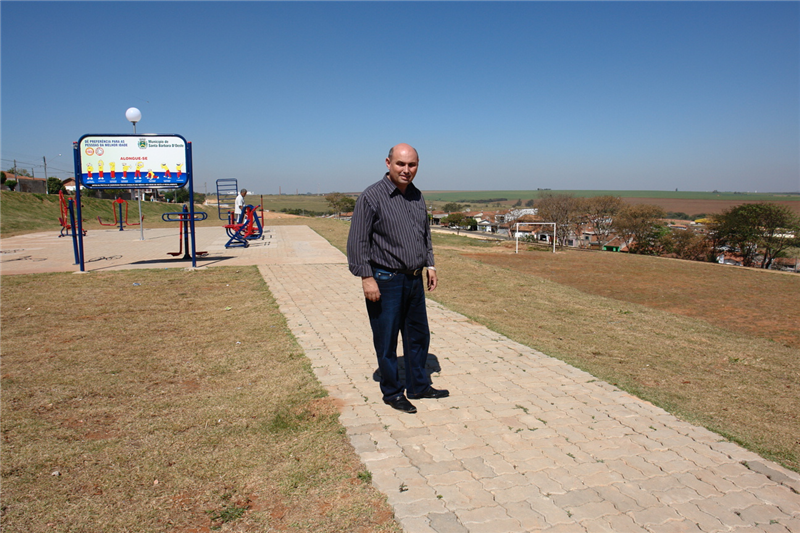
[514,222,556,254]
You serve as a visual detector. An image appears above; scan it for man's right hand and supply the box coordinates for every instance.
[362,277,381,302]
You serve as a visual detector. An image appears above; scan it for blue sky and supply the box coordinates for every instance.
[2,1,798,195]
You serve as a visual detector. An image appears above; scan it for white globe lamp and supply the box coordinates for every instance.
[125,107,142,133]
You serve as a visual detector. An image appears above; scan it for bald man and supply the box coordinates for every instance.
[347,144,448,414]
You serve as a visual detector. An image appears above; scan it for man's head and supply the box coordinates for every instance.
[241,189,247,196]
[385,143,419,193]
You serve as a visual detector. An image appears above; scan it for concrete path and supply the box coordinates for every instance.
[3,225,800,532]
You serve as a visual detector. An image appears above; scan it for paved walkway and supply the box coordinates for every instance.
[3,226,800,532]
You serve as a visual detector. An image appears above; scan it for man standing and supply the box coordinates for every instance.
[234,188,247,223]
[347,143,449,414]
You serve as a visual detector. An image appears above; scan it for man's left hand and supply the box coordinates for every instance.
[426,268,438,292]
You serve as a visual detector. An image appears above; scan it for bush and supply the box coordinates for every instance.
[6,180,18,191]
[47,178,64,195]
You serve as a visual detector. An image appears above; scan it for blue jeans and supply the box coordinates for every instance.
[366,268,430,401]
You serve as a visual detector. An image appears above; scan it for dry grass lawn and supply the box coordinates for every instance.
[1,267,400,532]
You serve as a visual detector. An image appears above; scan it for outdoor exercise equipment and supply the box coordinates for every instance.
[58,190,87,238]
[163,205,208,260]
[215,178,239,221]
[224,205,263,248]
[97,198,142,231]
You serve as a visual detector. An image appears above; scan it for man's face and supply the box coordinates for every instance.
[386,147,419,191]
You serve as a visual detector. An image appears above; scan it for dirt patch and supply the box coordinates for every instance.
[623,198,800,217]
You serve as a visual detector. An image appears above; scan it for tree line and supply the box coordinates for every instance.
[532,193,800,269]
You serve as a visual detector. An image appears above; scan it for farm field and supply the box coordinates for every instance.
[421,190,800,216]
[422,189,800,202]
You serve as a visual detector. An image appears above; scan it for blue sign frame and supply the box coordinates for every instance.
[71,135,199,271]
[77,134,189,189]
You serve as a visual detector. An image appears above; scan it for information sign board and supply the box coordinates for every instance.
[77,134,188,189]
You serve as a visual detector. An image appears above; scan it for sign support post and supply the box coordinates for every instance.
[73,142,86,271]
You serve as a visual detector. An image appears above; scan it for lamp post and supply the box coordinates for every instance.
[43,153,62,195]
[126,107,144,240]
[125,107,142,134]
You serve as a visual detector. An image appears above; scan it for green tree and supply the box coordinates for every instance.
[535,193,582,248]
[664,230,711,261]
[613,204,667,255]
[162,187,205,204]
[5,180,18,191]
[6,167,31,177]
[1,171,6,184]
[325,192,356,216]
[583,195,625,248]
[47,177,64,195]
[709,203,800,269]
[441,212,477,234]
[442,202,463,213]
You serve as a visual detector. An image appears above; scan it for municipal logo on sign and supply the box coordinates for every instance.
[138,139,147,149]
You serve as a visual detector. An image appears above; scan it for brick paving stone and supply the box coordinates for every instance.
[693,498,750,529]
[645,520,703,533]
[460,457,496,479]
[427,512,469,533]
[628,506,683,526]
[453,479,498,508]
[568,463,625,488]
[672,473,724,500]
[669,502,728,532]
[416,460,466,478]
[528,496,576,526]
[651,486,704,505]
[396,516,438,533]
[546,467,591,492]
[775,517,800,530]
[455,506,512,525]
[596,513,651,532]
[540,523,591,533]
[736,503,793,525]
[491,484,543,505]
[694,470,745,493]
[504,501,550,530]
[427,470,475,487]
[455,519,525,533]
[592,485,644,514]
[393,499,450,520]
[526,471,568,496]
[550,488,603,509]
[566,501,621,522]
[749,483,800,513]
[451,445,495,461]
[712,489,772,511]
[479,473,529,491]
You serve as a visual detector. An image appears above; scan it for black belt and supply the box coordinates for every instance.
[373,265,424,277]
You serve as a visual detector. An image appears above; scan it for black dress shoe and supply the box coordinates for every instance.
[407,387,450,400]
[383,396,417,413]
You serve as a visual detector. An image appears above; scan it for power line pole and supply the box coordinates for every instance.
[43,156,49,194]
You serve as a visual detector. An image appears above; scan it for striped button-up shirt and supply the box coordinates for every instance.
[347,174,434,278]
